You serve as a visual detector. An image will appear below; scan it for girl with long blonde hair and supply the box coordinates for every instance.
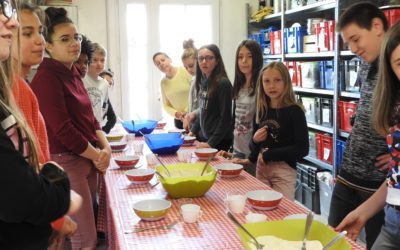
[249,61,308,200]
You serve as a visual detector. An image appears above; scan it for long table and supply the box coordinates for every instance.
[101,139,365,249]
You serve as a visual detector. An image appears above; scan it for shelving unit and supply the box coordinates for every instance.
[248,0,349,177]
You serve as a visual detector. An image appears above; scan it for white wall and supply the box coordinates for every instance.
[75,0,258,117]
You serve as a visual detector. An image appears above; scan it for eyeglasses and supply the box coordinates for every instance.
[197,55,215,63]
[0,0,16,21]
[53,34,83,46]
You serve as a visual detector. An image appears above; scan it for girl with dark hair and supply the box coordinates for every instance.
[194,44,232,151]
[0,1,78,249]
[31,7,111,249]
[74,34,93,78]
[218,40,263,175]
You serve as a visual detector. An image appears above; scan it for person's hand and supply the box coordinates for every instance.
[232,158,250,166]
[253,126,268,143]
[335,209,367,241]
[48,216,78,250]
[175,111,185,120]
[93,149,111,173]
[196,142,210,148]
[217,150,233,159]
[375,153,392,171]
[188,131,195,137]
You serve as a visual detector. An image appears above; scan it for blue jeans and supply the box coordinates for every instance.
[372,205,400,249]
[328,182,385,250]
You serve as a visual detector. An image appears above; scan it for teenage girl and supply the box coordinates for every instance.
[249,61,309,200]
[336,22,400,250]
[218,40,263,176]
[10,2,78,245]
[195,44,233,151]
[31,7,111,249]
[0,2,79,249]
[181,39,200,133]
[153,51,192,129]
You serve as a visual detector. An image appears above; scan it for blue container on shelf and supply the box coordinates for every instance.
[284,26,307,53]
[320,61,334,90]
[122,120,157,136]
[336,139,346,169]
[144,133,183,155]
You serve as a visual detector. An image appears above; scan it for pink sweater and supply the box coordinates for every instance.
[12,76,50,163]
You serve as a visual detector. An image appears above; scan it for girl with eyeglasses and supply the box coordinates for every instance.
[0,2,80,249]
[153,51,192,129]
[194,44,233,151]
[31,7,111,249]
[249,62,309,200]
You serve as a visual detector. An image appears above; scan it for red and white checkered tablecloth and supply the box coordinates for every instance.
[100,137,365,250]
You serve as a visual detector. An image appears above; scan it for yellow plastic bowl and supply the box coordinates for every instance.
[236,219,351,250]
[156,163,217,198]
[106,133,124,142]
[133,199,171,221]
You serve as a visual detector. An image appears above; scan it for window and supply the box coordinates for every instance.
[119,0,218,120]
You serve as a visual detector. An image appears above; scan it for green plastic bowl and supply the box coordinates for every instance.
[156,163,217,198]
[133,199,171,221]
[236,219,351,250]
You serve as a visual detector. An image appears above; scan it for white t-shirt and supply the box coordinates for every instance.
[83,75,109,125]
[233,88,256,156]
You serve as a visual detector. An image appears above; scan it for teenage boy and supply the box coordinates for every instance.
[83,43,109,126]
[328,2,389,249]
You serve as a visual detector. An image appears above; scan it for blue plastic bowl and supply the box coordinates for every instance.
[144,133,183,155]
[122,120,157,136]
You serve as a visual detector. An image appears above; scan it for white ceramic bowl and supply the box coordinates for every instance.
[133,199,172,221]
[214,163,243,178]
[182,136,196,146]
[246,190,283,210]
[125,168,155,184]
[114,155,140,169]
[194,148,218,161]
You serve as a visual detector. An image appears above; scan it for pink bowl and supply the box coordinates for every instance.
[125,168,155,184]
[156,122,167,129]
[110,141,127,151]
[114,155,139,169]
[182,136,196,146]
[194,148,218,160]
[246,190,283,210]
[214,163,243,178]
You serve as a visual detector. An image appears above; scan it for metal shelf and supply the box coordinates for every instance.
[285,0,336,16]
[304,156,333,171]
[379,5,400,10]
[340,91,360,99]
[340,50,355,57]
[339,131,350,138]
[263,54,283,60]
[307,123,334,134]
[284,51,334,59]
[293,87,334,96]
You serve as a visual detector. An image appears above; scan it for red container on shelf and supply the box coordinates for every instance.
[384,9,400,27]
[338,101,358,132]
[314,20,335,52]
[315,133,323,160]
[284,61,299,86]
[318,133,333,164]
[269,30,282,55]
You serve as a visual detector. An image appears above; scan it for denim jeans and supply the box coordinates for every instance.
[372,205,400,250]
[328,182,385,250]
